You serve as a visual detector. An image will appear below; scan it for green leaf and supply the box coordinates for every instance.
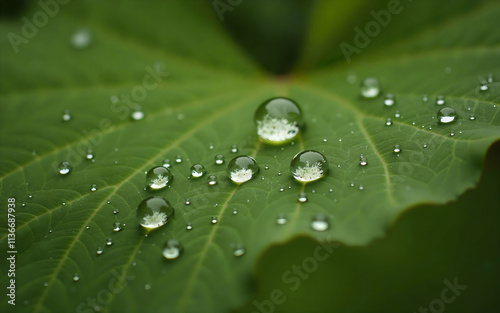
[1,1,499,313]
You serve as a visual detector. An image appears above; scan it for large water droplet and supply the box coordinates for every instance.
[360,77,381,98]
[162,239,183,260]
[437,107,457,124]
[290,150,329,182]
[62,110,71,122]
[255,97,304,144]
[58,162,72,175]
[215,154,224,165]
[207,175,217,186]
[146,166,173,190]
[227,155,259,184]
[233,244,245,257]
[383,93,395,106]
[311,214,329,231]
[136,196,174,230]
[70,28,91,49]
[298,192,308,203]
[436,95,445,105]
[190,164,206,178]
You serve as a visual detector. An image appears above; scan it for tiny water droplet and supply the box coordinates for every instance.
[211,216,218,224]
[422,95,429,102]
[207,174,217,186]
[62,110,71,122]
[106,238,113,246]
[277,171,282,176]
[385,118,393,126]
[232,208,238,215]
[487,74,494,83]
[146,166,173,190]
[175,155,182,163]
[62,202,66,206]
[298,192,308,203]
[90,184,98,192]
[276,214,287,225]
[186,223,193,230]
[383,93,395,106]
[290,150,328,182]
[450,130,455,137]
[113,222,122,232]
[480,81,489,91]
[423,143,428,148]
[136,196,174,230]
[393,145,401,153]
[437,107,457,124]
[162,239,183,260]
[279,186,284,192]
[131,107,145,120]
[436,95,445,105]
[86,150,94,160]
[96,247,103,255]
[85,225,90,230]
[70,28,91,49]
[190,163,206,178]
[360,77,381,98]
[469,114,476,121]
[145,284,151,291]
[162,159,171,168]
[185,198,191,205]
[359,155,368,166]
[73,273,80,282]
[394,111,401,118]
[58,161,72,175]
[227,155,259,184]
[329,188,333,192]
[255,97,304,144]
[215,154,224,165]
[208,144,214,150]
[350,182,355,187]
[311,214,329,232]
[359,185,364,191]
[323,137,327,142]
[231,145,238,153]
[43,282,49,287]
[233,244,245,257]
[113,208,119,214]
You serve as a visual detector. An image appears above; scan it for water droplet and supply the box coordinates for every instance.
[113,222,122,232]
[62,202,66,206]
[480,81,489,91]
[227,155,259,184]
[290,150,329,182]
[422,95,429,102]
[311,214,329,231]
[146,166,173,190]
[383,93,395,106]
[62,110,71,122]
[73,273,80,282]
[385,118,393,126]
[86,150,94,160]
[175,155,182,163]
[423,143,428,148]
[207,174,217,185]
[450,130,455,137]
[43,282,49,287]
[186,223,193,230]
[394,111,401,118]
[190,163,206,178]
[393,145,401,153]
[233,244,245,257]
[106,238,113,246]
[96,247,103,255]
[277,171,282,176]
[437,107,457,124]
[276,214,287,225]
[359,155,368,166]
[359,185,364,191]
[185,198,191,205]
[323,137,327,142]
[90,184,98,192]
[131,107,145,120]
[211,216,218,224]
[231,145,238,153]
[487,74,494,83]
[162,239,183,260]
[70,28,91,49]
[85,225,90,230]
[145,284,151,291]
[58,162,72,175]
[279,186,284,192]
[360,77,381,98]
[232,208,238,215]
[298,192,308,203]
[162,159,171,168]
[215,154,224,165]
[255,97,304,144]
[136,196,174,230]
[113,208,119,214]
[469,114,476,121]
[436,95,445,105]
